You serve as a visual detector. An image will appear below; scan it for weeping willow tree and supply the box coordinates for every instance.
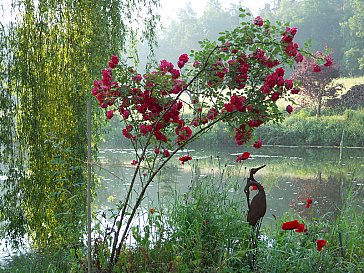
[0,0,159,251]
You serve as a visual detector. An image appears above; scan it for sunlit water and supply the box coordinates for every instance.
[95,144,364,223]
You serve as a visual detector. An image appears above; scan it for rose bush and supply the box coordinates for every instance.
[91,9,330,270]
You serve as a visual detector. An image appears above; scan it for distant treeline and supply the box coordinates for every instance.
[138,0,364,77]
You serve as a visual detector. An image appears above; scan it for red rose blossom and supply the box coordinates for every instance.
[253,139,263,149]
[163,149,170,157]
[312,63,321,72]
[324,56,333,67]
[106,110,114,120]
[254,16,263,27]
[270,92,280,102]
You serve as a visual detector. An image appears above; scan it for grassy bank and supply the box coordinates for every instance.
[255,108,364,147]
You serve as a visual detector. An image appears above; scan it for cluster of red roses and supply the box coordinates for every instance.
[92,14,331,167]
[282,197,327,251]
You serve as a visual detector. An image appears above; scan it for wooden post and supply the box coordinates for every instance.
[339,129,344,163]
[87,99,92,273]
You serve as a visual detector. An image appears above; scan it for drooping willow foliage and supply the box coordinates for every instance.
[0,0,159,250]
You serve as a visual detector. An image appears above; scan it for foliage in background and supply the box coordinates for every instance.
[255,108,364,147]
[0,0,159,252]
[340,0,364,75]
[291,51,341,117]
[149,0,364,76]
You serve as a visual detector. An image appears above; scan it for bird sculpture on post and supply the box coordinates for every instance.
[244,165,266,238]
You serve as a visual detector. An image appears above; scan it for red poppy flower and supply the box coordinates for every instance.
[179,155,192,165]
[316,239,326,251]
[236,152,251,162]
[306,197,313,208]
[282,220,300,230]
[295,223,307,233]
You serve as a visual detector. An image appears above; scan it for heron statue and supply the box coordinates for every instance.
[244,165,266,238]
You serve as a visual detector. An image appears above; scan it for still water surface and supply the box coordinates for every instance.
[95,144,364,223]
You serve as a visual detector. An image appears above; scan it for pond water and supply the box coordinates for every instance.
[95,143,364,225]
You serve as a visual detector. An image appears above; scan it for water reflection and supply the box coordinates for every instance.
[95,144,364,223]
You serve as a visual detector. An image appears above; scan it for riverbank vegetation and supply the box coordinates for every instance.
[106,107,364,148]
[2,170,363,272]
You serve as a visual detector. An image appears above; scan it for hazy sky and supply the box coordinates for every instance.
[159,0,272,23]
[1,0,272,24]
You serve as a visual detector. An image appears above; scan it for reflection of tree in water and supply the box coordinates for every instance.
[290,175,350,221]
[95,146,364,220]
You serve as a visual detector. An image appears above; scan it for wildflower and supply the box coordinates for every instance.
[306,197,313,208]
[131,160,138,166]
[282,220,300,230]
[316,239,326,251]
[149,208,156,214]
[154,148,160,155]
[285,79,293,90]
[163,149,170,157]
[111,55,119,66]
[179,155,192,165]
[236,152,251,162]
[295,223,307,233]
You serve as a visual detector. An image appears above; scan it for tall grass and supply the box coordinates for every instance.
[114,168,253,272]
[105,164,363,272]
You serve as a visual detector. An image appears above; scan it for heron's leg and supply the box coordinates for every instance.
[255,218,263,239]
